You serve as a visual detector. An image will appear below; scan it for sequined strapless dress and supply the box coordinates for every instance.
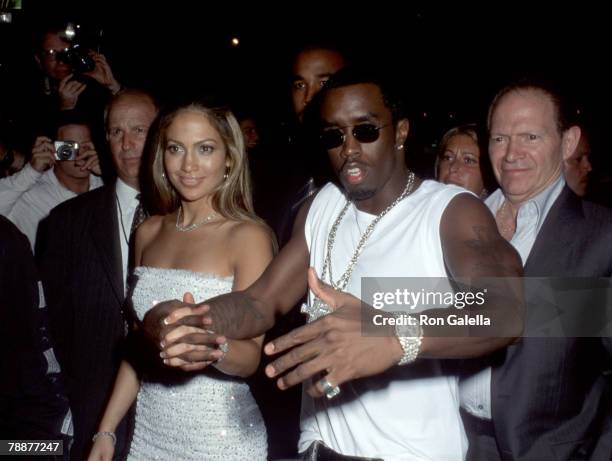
[127,266,267,460]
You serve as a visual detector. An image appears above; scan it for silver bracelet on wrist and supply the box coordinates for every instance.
[92,431,116,446]
[393,314,423,366]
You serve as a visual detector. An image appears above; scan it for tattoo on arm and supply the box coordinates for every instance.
[208,291,269,339]
[463,225,516,276]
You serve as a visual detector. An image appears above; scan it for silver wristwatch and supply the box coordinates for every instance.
[393,314,423,366]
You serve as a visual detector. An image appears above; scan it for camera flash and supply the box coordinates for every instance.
[231,37,240,47]
[65,23,76,39]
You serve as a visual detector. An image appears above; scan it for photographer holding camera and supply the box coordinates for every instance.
[1,18,122,160]
[35,20,121,109]
[6,116,103,249]
[54,48,121,112]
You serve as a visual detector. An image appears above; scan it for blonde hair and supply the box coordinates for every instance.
[434,123,497,195]
[144,102,263,227]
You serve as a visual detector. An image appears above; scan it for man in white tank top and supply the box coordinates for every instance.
[144,67,524,460]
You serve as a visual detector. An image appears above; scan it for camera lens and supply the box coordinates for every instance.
[76,54,96,73]
[70,44,96,73]
[58,44,96,73]
[58,145,73,161]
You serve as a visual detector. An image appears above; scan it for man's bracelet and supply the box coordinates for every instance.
[393,314,423,365]
[92,431,116,446]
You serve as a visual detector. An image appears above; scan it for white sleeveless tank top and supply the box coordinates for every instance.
[300,180,470,461]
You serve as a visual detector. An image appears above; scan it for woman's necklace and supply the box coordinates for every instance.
[175,206,217,232]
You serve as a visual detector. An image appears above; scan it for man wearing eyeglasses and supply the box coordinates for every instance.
[142,66,524,459]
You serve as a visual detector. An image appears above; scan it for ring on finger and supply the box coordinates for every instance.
[318,377,341,400]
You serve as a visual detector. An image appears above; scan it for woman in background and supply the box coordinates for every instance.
[436,124,495,198]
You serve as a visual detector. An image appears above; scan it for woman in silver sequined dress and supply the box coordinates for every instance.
[87,101,274,461]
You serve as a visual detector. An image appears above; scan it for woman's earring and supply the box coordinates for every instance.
[396,144,404,150]
[223,166,230,180]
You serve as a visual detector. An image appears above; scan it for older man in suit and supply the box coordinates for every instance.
[37,89,158,461]
[458,81,612,461]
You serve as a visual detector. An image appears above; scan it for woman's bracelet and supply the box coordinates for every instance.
[92,431,116,446]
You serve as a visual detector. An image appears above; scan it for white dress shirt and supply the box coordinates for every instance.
[7,168,103,249]
[115,178,140,291]
[0,164,44,215]
[459,175,566,419]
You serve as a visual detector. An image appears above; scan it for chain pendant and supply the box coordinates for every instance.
[301,297,334,323]
[305,172,416,323]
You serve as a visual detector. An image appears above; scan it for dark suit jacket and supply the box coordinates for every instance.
[489,187,612,460]
[37,183,131,461]
[0,216,69,447]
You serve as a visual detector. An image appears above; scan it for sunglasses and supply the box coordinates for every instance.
[320,123,391,150]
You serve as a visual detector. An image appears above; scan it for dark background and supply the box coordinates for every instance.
[1,1,609,181]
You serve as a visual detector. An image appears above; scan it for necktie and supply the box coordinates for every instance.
[130,194,148,238]
[127,194,148,277]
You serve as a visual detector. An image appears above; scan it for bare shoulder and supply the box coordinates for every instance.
[441,193,499,239]
[228,219,275,250]
[136,214,165,247]
[440,193,522,278]
[446,192,494,223]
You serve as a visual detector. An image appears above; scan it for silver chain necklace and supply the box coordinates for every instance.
[175,206,217,232]
[302,171,416,321]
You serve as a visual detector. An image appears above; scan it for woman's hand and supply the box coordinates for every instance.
[86,435,115,461]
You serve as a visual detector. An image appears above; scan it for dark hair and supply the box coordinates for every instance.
[292,41,348,60]
[53,111,92,136]
[487,78,574,134]
[310,66,407,124]
[32,18,72,52]
[288,41,350,76]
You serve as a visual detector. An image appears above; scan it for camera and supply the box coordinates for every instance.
[56,43,96,74]
[54,141,79,161]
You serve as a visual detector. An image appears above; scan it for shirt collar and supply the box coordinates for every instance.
[115,178,139,211]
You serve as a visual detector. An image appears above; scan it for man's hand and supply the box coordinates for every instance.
[75,141,101,175]
[142,292,226,372]
[84,52,121,94]
[29,136,55,172]
[264,268,402,398]
[58,74,87,110]
[142,292,197,346]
